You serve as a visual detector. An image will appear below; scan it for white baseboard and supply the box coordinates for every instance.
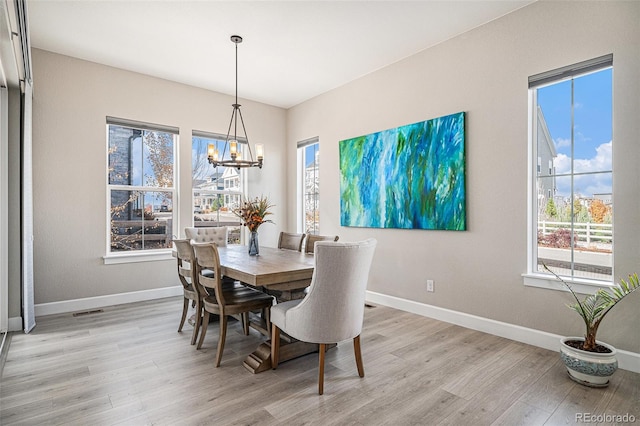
[35,286,183,317]
[8,316,22,332]
[365,291,640,374]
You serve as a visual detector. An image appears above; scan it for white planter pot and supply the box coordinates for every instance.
[560,337,618,387]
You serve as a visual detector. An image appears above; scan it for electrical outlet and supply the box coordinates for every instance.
[427,279,435,292]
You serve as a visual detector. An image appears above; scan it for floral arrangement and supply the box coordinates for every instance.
[233,196,275,232]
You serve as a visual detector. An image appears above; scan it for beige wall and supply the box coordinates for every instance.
[31,49,287,304]
[286,1,639,352]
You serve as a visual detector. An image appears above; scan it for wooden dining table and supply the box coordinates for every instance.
[215,245,321,373]
[217,245,315,300]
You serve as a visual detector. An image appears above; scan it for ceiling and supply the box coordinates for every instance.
[27,1,534,109]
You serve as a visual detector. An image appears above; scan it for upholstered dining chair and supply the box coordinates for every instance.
[304,234,339,254]
[185,226,240,285]
[185,226,228,246]
[192,242,274,367]
[270,238,377,394]
[277,231,306,252]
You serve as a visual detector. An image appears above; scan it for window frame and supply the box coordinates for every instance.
[104,117,178,263]
[297,137,320,235]
[524,55,614,293]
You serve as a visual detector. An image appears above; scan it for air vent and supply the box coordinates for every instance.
[72,309,104,317]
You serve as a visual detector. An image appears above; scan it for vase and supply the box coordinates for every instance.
[560,337,618,387]
[248,231,259,256]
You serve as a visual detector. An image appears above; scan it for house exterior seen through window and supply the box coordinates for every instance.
[192,132,244,244]
[298,138,319,235]
[107,118,177,253]
[529,55,613,284]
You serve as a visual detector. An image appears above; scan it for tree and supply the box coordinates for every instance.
[589,199,609,224]
[545,199,557,219]
[144,131,173,188]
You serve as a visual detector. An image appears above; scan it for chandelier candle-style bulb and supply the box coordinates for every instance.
[207,143,215,158]
[230,140,238,159]
[256,144,264,161]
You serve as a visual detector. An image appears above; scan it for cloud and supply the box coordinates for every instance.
[553,141,612,198]
[554,137,571,149]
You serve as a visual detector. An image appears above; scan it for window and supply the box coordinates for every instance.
[528,55,613,286]
[192,132,244,244]
[297,138,319,234]
[107,117,177,254]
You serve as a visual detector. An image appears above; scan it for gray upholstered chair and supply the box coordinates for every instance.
[192,242,274,367]
[304,234,339,254]
[277,231,306,252]
[270,238,377,394]
[185,226,228,247]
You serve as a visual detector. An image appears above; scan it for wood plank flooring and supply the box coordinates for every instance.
[1,297,638,425]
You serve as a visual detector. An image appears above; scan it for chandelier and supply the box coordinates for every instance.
[208,35,264,170]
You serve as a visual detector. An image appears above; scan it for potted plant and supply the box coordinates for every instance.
[544,265,639,387]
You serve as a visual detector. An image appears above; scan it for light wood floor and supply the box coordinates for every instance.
[1,297,638,425]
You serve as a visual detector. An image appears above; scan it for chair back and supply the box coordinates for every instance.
[173,239,194,289]
[278,232,306,251]
[185,227,228,247]
[191,242,225,305]
[289,239,376,343]
[304,234,339,254]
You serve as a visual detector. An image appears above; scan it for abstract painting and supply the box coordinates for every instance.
[339,112,465,230]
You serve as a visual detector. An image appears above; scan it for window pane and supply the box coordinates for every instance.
[303,142,319,234]
[192,135,243,244]
[110,190,173,251]
[109,126,174,188]
[533,65,612,282]
[574,69,612,175]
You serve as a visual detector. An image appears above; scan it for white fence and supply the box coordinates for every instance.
[538,221,612,246]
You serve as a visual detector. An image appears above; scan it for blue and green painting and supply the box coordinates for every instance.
[339,111,465,230]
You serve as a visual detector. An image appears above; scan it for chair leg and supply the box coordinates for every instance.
[178,297,189,332]
[318,343,326,395]
[191,300,202,345]
[271,325,280,369]
[354,335,365,377]
[215,315,228,368]
[197,311,210,349]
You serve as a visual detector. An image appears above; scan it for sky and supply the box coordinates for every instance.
[537,67,612,198]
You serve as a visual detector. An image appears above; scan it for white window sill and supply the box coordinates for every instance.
[522,273,613,295]
[103,250,174,265]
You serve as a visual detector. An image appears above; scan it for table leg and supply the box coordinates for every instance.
[243,338,335,374]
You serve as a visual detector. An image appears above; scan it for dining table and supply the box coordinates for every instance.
[217,245,315,300]
[215,245,322,373]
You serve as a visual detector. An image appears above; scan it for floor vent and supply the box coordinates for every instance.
[72,309,104,317]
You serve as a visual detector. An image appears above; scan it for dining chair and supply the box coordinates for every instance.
[185,226,228,246]
[270,238,377,394]
[173,238,247,345]
[192,242,274,367]
[304,234,339,254]
[173,239,201,345]
[277,231,306,252]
